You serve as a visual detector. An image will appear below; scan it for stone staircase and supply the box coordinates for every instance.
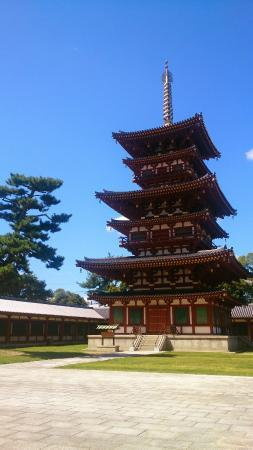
[130,334,168,352]
[138,335,158,351]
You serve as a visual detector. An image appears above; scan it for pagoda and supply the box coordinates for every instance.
[77,63,247,337]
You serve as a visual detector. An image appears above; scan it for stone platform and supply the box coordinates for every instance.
[88,334,250,352]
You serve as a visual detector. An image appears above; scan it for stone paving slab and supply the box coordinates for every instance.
[0,363,253,449]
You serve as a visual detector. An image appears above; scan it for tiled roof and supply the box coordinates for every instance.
[123,146,199,166]
[97,173,214,199]
[77,248,248,279]
[112,114,220,159]
[108,210,228,239]
[93,307,110,319]
[232,304,253,319]
[0,298,105,320]
[95,174,236,217]
[90,290,232,303]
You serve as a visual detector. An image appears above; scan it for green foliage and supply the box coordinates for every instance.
[219,252,253,304]
[220,279,253,304]
[19,274,53,300]
[0,267,52,300]
[0,173,71,271]
[0,173,71,299]
[49,288,88,308]
[79,272,127,293]
[238,253,253,273]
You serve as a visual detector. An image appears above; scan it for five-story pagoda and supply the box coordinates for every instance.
[77,63,247,337]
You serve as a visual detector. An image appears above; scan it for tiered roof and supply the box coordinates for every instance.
[77,68,247,301]
[96,174,236,218]
[113,114,220,159]
[124,145,210,174]
[77,248,247,282]
[108,210,228,239]
[90,290,240,307]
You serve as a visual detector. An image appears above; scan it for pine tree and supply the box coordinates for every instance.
[0,173,71,297]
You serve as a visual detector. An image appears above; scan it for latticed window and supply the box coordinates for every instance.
[31,321,44,336]
[129,307,143,325]
[174,226,193,237]
[195,306,209,325]
[131,232,147,242]
[174,307,189,325]
[12,320,28,336]
[113,307,124,324]
[48,322,59,336]
[64,322,75,336]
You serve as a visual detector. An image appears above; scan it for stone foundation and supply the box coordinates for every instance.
[88,334,250,352]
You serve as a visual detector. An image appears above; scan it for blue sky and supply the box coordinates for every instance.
[0,0,252,294]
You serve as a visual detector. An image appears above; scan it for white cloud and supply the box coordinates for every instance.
[106,216,128,232]
[246,149,253,160]
[115,215,128,221]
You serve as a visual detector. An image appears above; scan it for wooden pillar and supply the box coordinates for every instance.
[166,301,171,333]
[125,306,129,333]
[170,303,173,330]
[191,301,195,335]
[60,319,64,341]
[87,319,90,336]
[44,318,48,342]
[6,316,11,344]
[27,317,31,342]
[123,304,127,334]
[209,301,214,335]
[146,303,149,333]
[109,306,113,324]
[73,320,78,342]
[143,305,146,326]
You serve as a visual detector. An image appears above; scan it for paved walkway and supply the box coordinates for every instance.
[0,360,253,449]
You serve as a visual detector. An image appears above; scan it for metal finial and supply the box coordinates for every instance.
[162,61,173,125]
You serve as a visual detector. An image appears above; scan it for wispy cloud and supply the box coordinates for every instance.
[106,216,128,232]
[246,149,253,160]
[115,216,128,221]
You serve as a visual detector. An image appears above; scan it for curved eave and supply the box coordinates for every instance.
[96,174,236,217]
[90,290,240,306]
[108,211,228,239]
[123,146,210,173]
[120,236,216,253]
[123,146,199,168]
[113,114,220,159]
[76,248,246,278]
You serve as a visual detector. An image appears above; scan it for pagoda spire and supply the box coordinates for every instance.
[162,61,173,125]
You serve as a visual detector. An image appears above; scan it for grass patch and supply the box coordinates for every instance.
[63,351,253,376]
[0,343,88,364]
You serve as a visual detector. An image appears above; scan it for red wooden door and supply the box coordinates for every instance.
[147,307,168,333]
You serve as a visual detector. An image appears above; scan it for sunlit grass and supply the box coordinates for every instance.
[0,344,88,364]
[63,351,253,376]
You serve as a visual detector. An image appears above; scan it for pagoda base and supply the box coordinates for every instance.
[88,334,250,353]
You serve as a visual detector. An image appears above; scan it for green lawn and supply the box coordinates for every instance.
[0,343,88,364]
[63,351,253,376]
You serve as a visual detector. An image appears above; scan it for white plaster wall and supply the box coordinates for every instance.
[182,326,193,333]
[194,326,210,334]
